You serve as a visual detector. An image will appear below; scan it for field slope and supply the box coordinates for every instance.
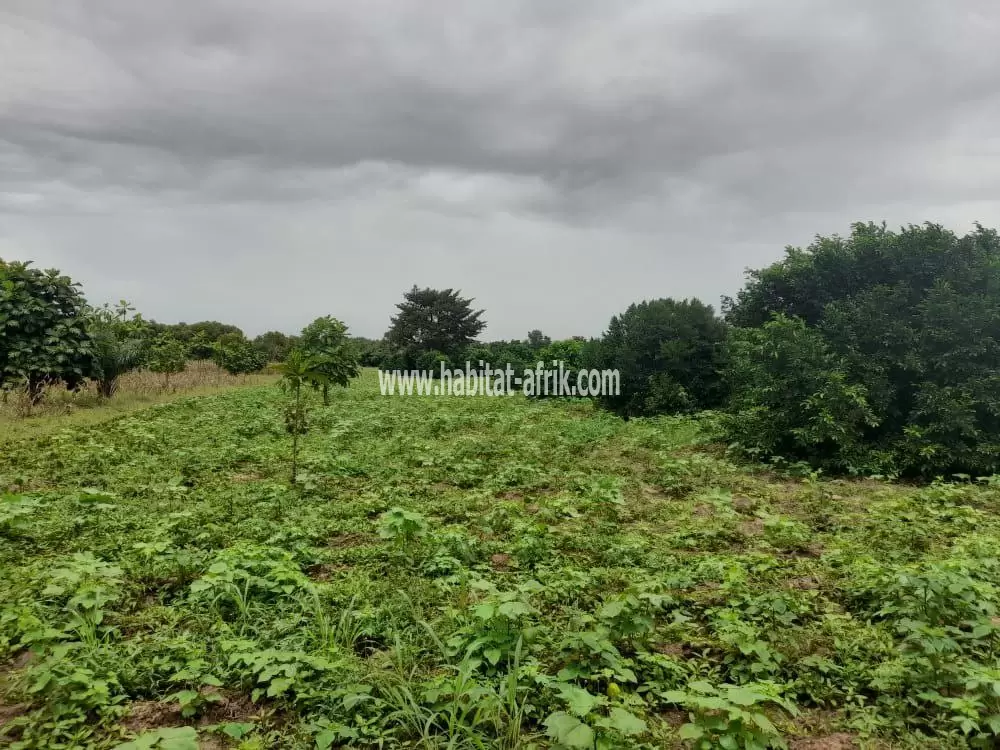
[2,374,999,749]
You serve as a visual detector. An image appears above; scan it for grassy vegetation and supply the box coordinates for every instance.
[2,372,999,749]
[0,361,277,443]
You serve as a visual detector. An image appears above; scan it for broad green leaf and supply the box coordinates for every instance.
[221,722,254,739]
[726,686,765,706]
[687,680,716,694]
[603,708,647,736]
[315,729,338,750]
[556,683,604,717]
[266,676,294,696]
[114,727,199,750]
[544,711,596,749]
[678,723,705,740]
[597,600,626,619]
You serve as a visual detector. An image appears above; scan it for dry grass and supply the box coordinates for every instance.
[0,360,277,442]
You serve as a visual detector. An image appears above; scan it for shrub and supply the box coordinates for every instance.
[163,321,244,359]
[88,303,149,398]
[274,349,328,483]
[724,222,1000,476]
[147,336,188,388]
[355,337,391,368]
[723,315,877,468]
[464,341,534,379]
[587,298,728,418]
[415,349,450,374]
[212,338,267,377]
[0,260,94,402]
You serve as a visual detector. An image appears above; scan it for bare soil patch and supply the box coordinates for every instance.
[229,472,263,484]
[122,690,260,734]
[490,553,512,570]
[327,531,375,548]
[0,700,30,728]
[790,734,857,750]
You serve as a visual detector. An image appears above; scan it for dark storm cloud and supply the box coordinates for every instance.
[1,0,999,338]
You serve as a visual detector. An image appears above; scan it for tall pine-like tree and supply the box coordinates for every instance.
[385,286,486,367]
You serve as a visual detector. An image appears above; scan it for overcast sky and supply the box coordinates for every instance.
[1,1,999,339]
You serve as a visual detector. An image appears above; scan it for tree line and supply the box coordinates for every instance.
[0,261,357,401]
[3,221,999,477]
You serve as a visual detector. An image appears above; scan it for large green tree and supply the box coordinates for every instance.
[253,331,298,362]
[385,286,486,367]
[526,329,551,351]
[0,260,94,401]
[586,298,728,418]
[724,222,1000,476]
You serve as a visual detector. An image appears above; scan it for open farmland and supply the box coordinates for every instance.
[2,374,1000,749]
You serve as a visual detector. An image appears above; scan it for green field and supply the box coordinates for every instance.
[2,374,999,749]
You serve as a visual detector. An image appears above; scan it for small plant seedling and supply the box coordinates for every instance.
[378,507,429,548]
[274,350,329,484]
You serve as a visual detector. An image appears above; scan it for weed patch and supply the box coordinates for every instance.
[1,375,999,747]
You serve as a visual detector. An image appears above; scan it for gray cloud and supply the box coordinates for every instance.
[2,0,999,338]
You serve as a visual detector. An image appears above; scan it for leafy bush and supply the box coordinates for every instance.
[146,335,188,387]
[587,298,728,418]
[147,321,244,360]
[415,349,451,376]
[723,315,877,468]
[657,681,796,749]
[538,338,586,371]
[0,259,94,402]
[378,507,429,548]
[87,303,150,398]
[349,336,385,368]
[465,341,535,380]
[274,350,330,483]
[724,222,1000,477]
[212,337,266,377]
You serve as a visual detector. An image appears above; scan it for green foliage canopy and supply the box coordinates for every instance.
[87,303,149,398]
[587,298,728,418]
[723,314,878,467]
[0,260,94,399]
[725,222,1000,476]
[212,336,267,376]
[146,321,245,359]
[147,335,188,384]
[252,331,298,362]
[298,316,360,404]
[385,286,486,366]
